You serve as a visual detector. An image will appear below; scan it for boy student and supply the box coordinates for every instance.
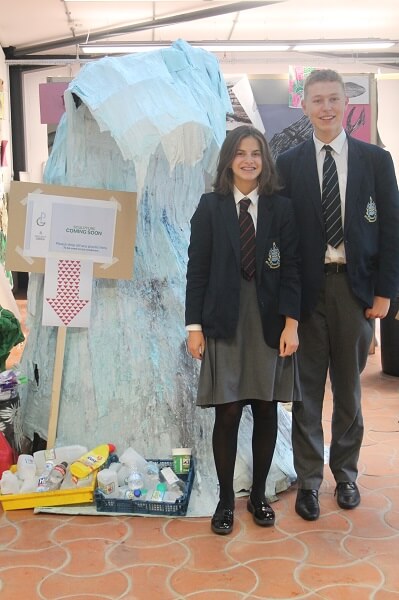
[276,69,399,521]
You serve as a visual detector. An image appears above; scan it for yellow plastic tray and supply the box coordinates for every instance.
[0,475,96,511]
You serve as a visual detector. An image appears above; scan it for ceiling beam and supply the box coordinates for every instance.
[8,1,281,58]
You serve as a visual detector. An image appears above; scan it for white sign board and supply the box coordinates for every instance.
[24,193,117,263]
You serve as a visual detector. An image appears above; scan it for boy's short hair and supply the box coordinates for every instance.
[303,69,345,98]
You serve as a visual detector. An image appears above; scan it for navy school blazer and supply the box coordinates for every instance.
[185,191,301,350]
[276,135,399,319]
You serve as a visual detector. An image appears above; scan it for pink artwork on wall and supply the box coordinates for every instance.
[39,82,69,125]
[344,104,371,142]
[0,140,8,166]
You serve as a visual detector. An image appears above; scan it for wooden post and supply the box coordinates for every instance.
[47,326,67,448]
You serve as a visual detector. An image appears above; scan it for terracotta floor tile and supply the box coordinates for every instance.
[245,558,309,598]
[317,585,380,599]
[229,537,305,563]
[39,571,130,599]
[53,517,130,543]
[0,567,54,600]
[170,565,257,596]
[298,561,383,590]
[122,565,178,599]
[109,539,189,568]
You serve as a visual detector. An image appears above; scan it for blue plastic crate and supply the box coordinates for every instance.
[95,458,194,516]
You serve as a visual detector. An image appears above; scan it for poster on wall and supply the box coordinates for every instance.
[225,75,265,132]
[288,66,315,108]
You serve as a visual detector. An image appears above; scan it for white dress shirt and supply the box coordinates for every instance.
[314,129,348,264]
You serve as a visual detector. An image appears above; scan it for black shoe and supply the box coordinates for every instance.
[335,482,360,509]
[247,497,275,527]
[211,502,234,535]
[295,489,320,521]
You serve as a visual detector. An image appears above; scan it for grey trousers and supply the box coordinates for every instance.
[292,273,374,489]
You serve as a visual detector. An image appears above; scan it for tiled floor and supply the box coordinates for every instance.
[1,300,399,599]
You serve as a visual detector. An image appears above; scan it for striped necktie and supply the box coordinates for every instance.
[322,145,344,248]
[239,197,256,281]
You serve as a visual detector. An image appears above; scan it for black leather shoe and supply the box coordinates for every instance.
[211,502,234,535]
[247,497,275,526]
[295,489,320,521]
[335,482,360,509]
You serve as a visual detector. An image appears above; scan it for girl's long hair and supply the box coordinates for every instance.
[213,125,281,196]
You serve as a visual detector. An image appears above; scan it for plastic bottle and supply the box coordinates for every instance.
[70,444,116,479]
[36,461,55,492]
[16,454,37,481]
[44,461,68,491]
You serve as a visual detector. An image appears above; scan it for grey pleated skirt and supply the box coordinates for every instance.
[196,278,301,407]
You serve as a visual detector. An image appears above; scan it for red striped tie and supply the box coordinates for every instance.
[239,197,256,281]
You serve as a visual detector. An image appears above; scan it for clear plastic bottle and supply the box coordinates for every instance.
[45,461,68,491]
[36,461,55,492]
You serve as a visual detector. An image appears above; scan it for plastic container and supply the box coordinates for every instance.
[172,448,192,475]
[119,447,148,472]
[16,454,37,481]
[97,468,119,498]
[95,458,195,516]
[33,445,88,474]
[0,473,97,511]
[0,432,14,477]
[0,470,21,494]
[70,444,116,479]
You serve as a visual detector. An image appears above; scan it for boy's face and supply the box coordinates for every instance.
[301,80,349,143]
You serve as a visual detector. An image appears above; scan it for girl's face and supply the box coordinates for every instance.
[231,136,262,194]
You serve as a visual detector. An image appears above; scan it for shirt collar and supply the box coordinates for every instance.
[233,186,259,207]
[314,128,347,156]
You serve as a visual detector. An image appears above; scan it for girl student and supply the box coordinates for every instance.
[185,125,301,535]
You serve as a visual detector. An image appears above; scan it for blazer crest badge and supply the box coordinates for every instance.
[265,242,280,269]
[365,197,377,223]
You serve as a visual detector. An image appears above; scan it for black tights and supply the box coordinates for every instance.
[212,400,278,508]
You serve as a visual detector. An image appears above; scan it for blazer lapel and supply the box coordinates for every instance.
[344,136,363,230]
[256,195,272,281]
[219,192,240,267]
[301,139,324,227]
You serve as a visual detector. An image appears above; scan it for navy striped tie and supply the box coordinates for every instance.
[239,197,256,281]
[322,145,344,248]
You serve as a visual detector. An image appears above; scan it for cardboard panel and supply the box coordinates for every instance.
[5,182,137,280]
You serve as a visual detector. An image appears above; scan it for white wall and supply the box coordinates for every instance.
[0,47,11,193]
[376,75,399,178]
[22,64,81,183]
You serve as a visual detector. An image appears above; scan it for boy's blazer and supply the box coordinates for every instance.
[185,191,301,350]
[276,135,399,319]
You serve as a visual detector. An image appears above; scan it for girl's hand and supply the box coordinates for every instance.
[279,317,299,357]
[187,331,206,360]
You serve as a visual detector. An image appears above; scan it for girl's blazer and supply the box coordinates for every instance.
[185,191,301,350]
